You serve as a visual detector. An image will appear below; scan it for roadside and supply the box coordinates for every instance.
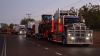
[0,35,4,56]
[93,31,100,47]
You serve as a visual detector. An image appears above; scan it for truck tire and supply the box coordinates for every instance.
[61,33,66,45]
[62,38,66,45]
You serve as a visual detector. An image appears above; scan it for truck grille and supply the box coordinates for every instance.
[75,31,85,37]
[67,23,93,44]
[74,31,86,42]
[75,37,85,42]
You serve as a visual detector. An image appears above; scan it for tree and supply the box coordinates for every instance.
[1,23,9,29]
[79,3,100,30]
[9,23,14,28]
[20,17,35,25]
[0,23,9,32]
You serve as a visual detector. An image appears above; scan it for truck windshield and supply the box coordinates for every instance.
[64,18,79,25]
[42,15,52,21]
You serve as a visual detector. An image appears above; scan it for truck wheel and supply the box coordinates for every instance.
[62,38,66,45]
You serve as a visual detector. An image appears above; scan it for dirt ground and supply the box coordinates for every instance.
[93,31,100,47]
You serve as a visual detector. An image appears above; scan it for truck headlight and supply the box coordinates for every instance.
[86,37,90,40]
[71,37,75,40]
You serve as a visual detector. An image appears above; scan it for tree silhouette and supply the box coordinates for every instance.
[79,3,100,30]
[20,17,35,25]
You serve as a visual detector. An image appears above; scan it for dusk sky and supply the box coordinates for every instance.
[0,0,100,24]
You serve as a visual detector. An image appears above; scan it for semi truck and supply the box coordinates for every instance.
[37,10,93,45]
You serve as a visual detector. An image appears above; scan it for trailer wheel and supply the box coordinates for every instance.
[48,37,50,41]
[36,34,43,39]
[35,34,38,39]
[48,32,53,41]
[35,34,40,39]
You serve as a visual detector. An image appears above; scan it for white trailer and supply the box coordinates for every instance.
[27,22,35,29]
[26,21,41,38]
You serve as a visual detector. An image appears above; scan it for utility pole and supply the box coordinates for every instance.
[26,13,31,19]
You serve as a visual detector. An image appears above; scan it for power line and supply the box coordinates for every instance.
[66,0,81,7]
[61,0,99,10]
[61,0,82,9]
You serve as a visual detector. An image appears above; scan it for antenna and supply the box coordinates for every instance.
[76,9,79,17]
[58,8,60,18]
[67,10,70,16]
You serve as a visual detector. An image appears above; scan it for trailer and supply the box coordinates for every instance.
[26,20,42,39]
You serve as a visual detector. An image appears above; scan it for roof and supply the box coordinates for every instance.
[64,15,78,18]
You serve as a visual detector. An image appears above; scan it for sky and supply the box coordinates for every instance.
[0,0,100,24]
